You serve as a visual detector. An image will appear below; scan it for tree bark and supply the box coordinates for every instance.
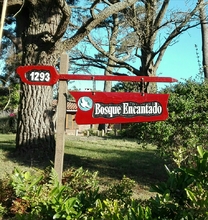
[199,0,208,78]
[15,0,70,157]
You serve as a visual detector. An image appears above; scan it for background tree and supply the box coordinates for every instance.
[0,43,20,111]
[198,0,208,78]
[71,0,202,92]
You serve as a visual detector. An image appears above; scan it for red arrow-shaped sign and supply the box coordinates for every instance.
[16,65,178,85]
[16,65,59,86]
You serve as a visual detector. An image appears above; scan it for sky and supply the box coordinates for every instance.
[157,26,202,89]
[70,0,204,91]
[157,0,204,89]
[0,0,205,92]
[72,25,202,91]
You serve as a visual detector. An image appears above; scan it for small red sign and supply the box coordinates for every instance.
[70,91,169,124]
[16,65,178,86]
[16,65,59,86]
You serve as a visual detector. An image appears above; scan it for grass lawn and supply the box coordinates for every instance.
[0,134,167,200]
[0,134,37,178]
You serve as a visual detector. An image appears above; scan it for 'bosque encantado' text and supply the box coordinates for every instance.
[93,102,162,118]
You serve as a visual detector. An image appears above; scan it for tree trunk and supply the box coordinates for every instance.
[104,64,113,92]
[199,0,208,78]
[15,0,70,158]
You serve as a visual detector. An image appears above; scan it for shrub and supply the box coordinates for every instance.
[121,79,208,166]
[0,166,150,219]
[149,146,208,220]
[0,147,207,220]
[0,112,17,133]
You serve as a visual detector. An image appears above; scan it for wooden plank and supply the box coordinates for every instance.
[54,52,68,183]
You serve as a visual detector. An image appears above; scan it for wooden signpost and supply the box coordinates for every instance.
[54,53,68,183]
[16,55,178,183]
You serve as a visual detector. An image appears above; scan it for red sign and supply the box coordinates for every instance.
[16,65,59,86]
[70,91,169,124]
[16,65,178,85]
[16,65,176,123]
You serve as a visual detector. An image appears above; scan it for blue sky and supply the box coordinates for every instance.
[72,25,203,91]
[0,0,203,91]
[70,0,204,91]
[157,25,202,89]
[157,0,204,89]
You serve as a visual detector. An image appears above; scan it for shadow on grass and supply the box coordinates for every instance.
[0,135,167,187]
[63,138,167,186]
[0,134,54,171]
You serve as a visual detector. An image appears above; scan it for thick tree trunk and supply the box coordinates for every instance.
[104,65,113,92]
[16,85,55,151]
[140,47,157,93]
[199,0,208,78]
[15,0,70,158]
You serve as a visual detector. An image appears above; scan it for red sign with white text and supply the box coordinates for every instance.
[16,65,178,86]
[16,65,59,86]
[70,91,169,124]
[16,65,176,124]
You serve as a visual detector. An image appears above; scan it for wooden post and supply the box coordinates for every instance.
[0,0,7,49]
[101,129,105,137]
[87,130,90,137]
[54,52,68,183]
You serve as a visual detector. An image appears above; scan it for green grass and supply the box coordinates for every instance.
[0,134,36,179]
[0,134,167,200]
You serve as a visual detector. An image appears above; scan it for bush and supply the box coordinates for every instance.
[121,79,208,166]
[0,166,151,219]
[149,146,208,220]
[0,112,17,133]
[0,147,207,220]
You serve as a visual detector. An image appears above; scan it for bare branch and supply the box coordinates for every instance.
[154,3,202,71]
[153,0,170,28]
[3,29,22,52]
[90,0,101,18]
[63,0,138,51]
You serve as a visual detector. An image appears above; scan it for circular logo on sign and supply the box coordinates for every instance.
[78,97,93,111]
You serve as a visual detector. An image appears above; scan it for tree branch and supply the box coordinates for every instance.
[154,3,202,71]
[3,29,22,52]
[54,0,71,41]
[63,0,138,51]
[87,33,142,75]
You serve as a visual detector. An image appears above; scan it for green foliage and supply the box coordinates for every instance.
[149,146,208,220]
[63,167,100,215]
[0,83,19,134]
[1,168,83,219]
[0,166,148,219]
[0,147,207,220]
[88,198,152,220]
[83,128,98,136]
[102,176,135,203]
[112,82,141,92]
[0,177,14,218]
[121,79,208,166]
[0,84,20,111]
[0,113,17,133]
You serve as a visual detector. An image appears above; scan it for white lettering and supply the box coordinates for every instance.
[94,102,162,118]
[94,104,122,117]
[123,103,129,114]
